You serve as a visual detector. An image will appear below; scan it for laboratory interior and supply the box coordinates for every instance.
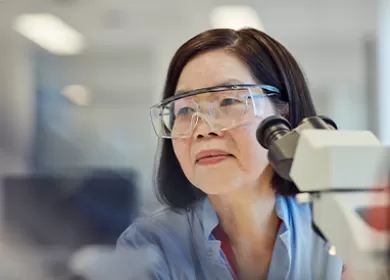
[0,0,389,279]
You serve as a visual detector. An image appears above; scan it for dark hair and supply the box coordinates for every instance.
[155,28,317,209]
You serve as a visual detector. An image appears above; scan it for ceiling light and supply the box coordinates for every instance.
[62,85,91,106]
[13,13,85,55]
[210,6,264,31]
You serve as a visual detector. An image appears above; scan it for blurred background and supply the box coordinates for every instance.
[0,0,389,279]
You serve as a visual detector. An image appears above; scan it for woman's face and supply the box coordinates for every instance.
[172,49,275,195]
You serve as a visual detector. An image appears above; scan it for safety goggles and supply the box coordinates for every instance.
[150,84,282,139]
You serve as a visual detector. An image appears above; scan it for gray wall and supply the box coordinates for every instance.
[33,49,159,208]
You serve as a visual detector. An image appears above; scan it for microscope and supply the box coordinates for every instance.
[257,115,390,280]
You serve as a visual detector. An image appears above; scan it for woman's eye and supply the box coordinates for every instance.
[177,107,195,116]
[220,98,242,106]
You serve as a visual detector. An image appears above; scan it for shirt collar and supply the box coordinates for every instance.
[200,198,219,238]
[195,194,291,239]
[275,194,290,231]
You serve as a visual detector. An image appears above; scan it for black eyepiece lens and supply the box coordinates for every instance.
[257,116,292,149]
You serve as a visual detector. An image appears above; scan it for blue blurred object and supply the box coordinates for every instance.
[71,169,139,241]
[2,168,139,248]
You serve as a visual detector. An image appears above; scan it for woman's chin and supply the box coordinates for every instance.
[195,175,245,195]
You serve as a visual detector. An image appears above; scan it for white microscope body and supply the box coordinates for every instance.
[257,116,390,280]
[291,129,390,280]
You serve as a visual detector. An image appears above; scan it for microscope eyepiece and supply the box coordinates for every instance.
[256,115,338,181]
[256,116,292,149]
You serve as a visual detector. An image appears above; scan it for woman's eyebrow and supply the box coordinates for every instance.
[174,79,245,95]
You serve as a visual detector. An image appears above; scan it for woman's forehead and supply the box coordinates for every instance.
[175,50,256,95]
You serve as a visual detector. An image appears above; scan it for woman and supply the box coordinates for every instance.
[118,28,351,279]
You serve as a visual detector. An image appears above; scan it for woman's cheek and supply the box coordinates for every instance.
[172,140,193,176]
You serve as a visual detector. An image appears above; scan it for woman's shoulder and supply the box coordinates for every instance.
[277,194,332,257]
[116,205,199,279]
[279,194,327,242]
[117,205,189,248]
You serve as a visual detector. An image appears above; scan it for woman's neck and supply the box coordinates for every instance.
[208,167,280,279]
[208,166,279,247]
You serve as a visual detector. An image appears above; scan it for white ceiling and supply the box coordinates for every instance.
[0,0,379,104]
[0,0,378,51]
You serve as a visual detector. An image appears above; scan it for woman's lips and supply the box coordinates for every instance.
[195,150,233,166]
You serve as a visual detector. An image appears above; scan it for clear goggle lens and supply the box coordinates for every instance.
[150,85,281,139]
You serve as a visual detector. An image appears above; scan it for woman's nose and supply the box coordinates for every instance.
[192,113,223,139]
